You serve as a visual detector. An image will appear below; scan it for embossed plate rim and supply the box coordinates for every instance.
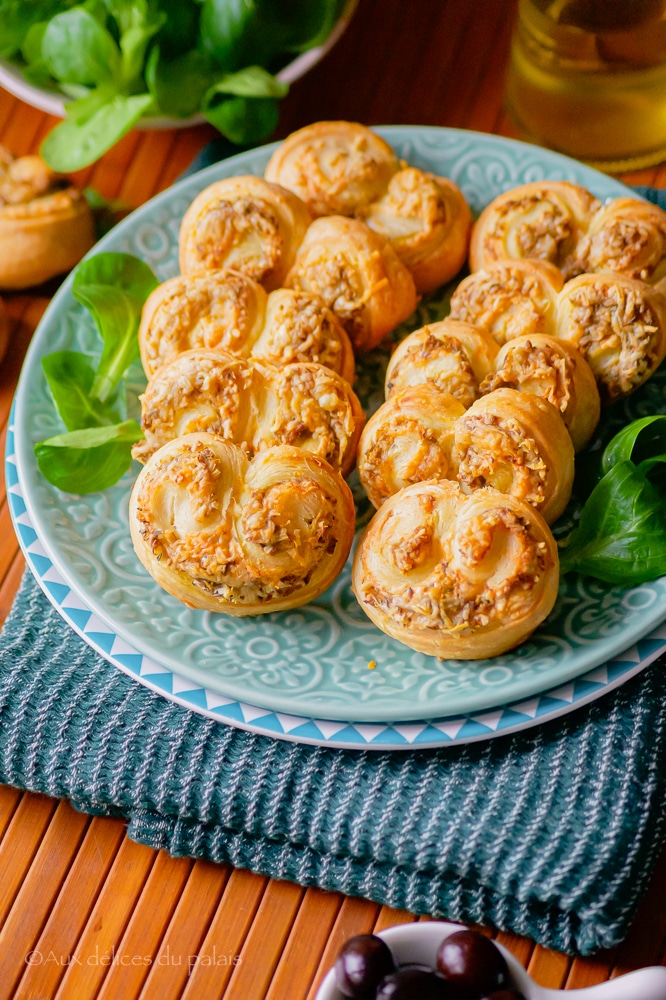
[12,125,666,722]
[8,409,666,749]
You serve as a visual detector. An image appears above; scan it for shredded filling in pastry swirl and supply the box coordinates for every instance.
[456,412,548,508]
[190,197,283,280]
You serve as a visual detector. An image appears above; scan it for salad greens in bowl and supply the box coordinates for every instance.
[0,0,357,169]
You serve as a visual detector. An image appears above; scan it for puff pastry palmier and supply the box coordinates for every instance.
[285,215,417,352]
[555,272,666,404]
[575,197,666,286]
[130,435,355,615]
[352,480,559,659]
[178,175,311,289]
[479,334,600,452]
[138,270,354,382]
[385,318,499,408]
[132,349,364,476]
[449,259,563,346]
[455,387,574,524]
[264,120,399,218]
[469,181,600,278]
[0,147,94,289]
[358,167,472,293]
[357,384,465,508]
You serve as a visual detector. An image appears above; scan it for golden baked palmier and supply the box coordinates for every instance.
[130,435,355,616]
[357,384,465,508]
[132,349,364,476]
[178,175,311,289]
[264,120,399,218]
[0,148,94,289]
[358,167,472,293]
[555,272,666,404]
[286,215,417,352]
[385,318,499,408]
[449,259,563,346]
[479,334,600,452]
[454,387,574,524]
[575,197,666,286]
[138,270,354,382]
[352,479,559,660]
[469,181,600,278]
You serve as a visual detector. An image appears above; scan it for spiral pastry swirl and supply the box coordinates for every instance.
[455,388,574,524]
[449,259,564,346]
[469,181,600,278]
[132,349,364,476]
[479,334,600,452]
[555,272,666,404]
[138,270,354,382]
[357,384,465,508]
[0,147,94,289]
[178,175,312,289]
[264,120,400,218]
[286,215,417,352]
[130,435,355,615]
[385,318,499,408]
[352,480,559,659]
[358,167,472,293]
[575,197,666,286]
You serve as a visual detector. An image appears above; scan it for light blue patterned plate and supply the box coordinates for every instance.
[12,126,666,723]
[8,410,666,749]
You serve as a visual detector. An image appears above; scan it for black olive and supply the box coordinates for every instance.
[436,930,510,999]
[376,965,456,999]
[334,934,397,999]
[480,992,527,1000]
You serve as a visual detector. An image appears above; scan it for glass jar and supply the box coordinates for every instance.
[505,0,666,171]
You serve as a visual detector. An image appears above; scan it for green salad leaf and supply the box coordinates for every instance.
[0,0,348,169]
[559,416,666,585]
[35,252,158,495]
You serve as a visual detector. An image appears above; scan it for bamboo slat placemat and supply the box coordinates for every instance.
[1,0,666,996]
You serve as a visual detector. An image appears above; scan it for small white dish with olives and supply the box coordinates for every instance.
[314,922,666,1000]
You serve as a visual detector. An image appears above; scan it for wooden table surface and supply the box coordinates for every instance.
[1,1,666,997]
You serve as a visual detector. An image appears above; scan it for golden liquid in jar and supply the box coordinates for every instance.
[506,0,666,171]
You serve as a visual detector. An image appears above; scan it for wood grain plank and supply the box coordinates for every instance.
[265,888,343,1000]
[180,868,268,1000]
[14,816,126,1000]
[224,879,305,1000]
[496,930,535,970]
[566,951,615,989]
[0,799,90,1000]
[0,786,22,841]
[308,897,381,1000]
[138,861,231,1000]
[0,793,58,929]
[374,906,418,933]
[527,944,571,990]
[0,548,25,628]
[54,836,157,1000]
[118,130,179,206]
[96,852,194,1000]
[0,500,19,587]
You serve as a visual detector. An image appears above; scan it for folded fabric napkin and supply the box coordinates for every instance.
[2,171,666,957]
[1,569,666,956]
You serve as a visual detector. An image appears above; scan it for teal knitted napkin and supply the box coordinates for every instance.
[1,568,666,956]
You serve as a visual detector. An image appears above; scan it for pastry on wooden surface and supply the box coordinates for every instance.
[285,215,417,352]
[454,387,575,524]
[479,334,601,452]
[132,348,364,476]
[358,167,472,293]
[264,120,400,218]
[178,175,312,289]
[130,435,355,616]
[449,259,563,345]
[575,197,666,286]
[555,272,666,404]
[357,384,465,508]
[352,479,559,659]
[138,270,354,382]
[469,181,600,278]
[385,318,499,408]
[0,146,94,289]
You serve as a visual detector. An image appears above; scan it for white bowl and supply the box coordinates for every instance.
[314,920,666,1000]
[0,0,358,130]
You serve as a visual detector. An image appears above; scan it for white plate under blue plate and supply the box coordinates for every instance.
[11,126,666,724]
[7,412,666,750]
